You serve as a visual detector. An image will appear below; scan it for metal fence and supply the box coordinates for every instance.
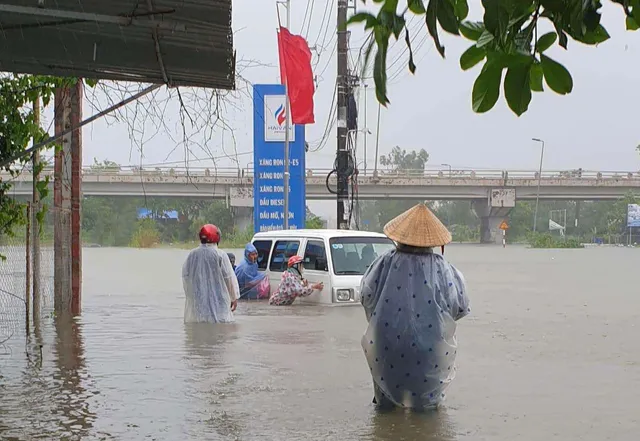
[5,165,640,181]
[0,203,56,346]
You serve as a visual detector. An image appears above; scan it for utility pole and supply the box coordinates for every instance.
[281,0,292,229]
[532,138,545,233]
[336,0,349,229]
[363,82,368,175]
[32,95,41,326]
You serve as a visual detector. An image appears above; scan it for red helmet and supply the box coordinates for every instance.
[199,224,220,244]
[287,255,303,267]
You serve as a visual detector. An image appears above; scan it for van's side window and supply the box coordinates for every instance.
[269,240,300,272]
[252,240,273,270]
[303,240,328,272]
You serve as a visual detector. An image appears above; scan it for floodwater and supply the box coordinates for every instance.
[1,245,639,440]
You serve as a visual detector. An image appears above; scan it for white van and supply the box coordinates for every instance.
[251,229,395,305]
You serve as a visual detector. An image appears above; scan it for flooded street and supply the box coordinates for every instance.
[1,245,639,440]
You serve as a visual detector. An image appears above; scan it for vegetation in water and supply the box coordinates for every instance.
[129,219,161,248]
[526,232,584,249]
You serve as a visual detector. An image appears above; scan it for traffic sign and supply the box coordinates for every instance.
[499,220,509,230]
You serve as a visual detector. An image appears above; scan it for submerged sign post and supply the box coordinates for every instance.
[628,204,640,245]
[628,204,640,228]
[253,84,306,233]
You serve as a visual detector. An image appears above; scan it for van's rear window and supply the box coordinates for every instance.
[329,237,394,275]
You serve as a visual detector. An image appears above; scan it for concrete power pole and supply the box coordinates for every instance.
[336,0,349,229]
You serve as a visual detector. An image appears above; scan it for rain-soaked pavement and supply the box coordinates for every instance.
[1,245,639,440]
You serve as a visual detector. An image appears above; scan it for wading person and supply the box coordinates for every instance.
[269,255,323,306]
[182,224,239,323]
[235,243,270,300]
[359,203,471,410]
[227,252,237,271]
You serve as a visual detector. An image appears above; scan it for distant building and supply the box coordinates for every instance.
[137,208,179,221]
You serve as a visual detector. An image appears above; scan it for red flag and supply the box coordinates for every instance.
[277,26,315,125]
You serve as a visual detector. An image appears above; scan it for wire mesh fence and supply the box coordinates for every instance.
[0,203,57,346]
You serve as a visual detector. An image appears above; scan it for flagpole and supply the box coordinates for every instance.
[283,0,291,230]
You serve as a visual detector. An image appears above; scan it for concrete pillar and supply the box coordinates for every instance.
[233,207,253,233]
[472,200,512,245]
[54,82,82,316]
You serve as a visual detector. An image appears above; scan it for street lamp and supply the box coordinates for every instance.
[532,138,545,232]
[441,163,452,177]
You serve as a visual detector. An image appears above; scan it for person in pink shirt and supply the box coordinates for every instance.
[269,255,324,306]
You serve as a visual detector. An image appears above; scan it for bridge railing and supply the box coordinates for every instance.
[4,166,640,181]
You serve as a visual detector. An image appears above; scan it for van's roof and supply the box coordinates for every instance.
[253,229,389,240]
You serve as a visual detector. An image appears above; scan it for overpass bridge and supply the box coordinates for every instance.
[6,167,640,243]
[5,166,640,200]
[5,166,640,244]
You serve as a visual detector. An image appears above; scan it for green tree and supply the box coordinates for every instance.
[349,0,637,116]
[90,158,121,171]
[306,215,325,229]
[376,147,430,227]
[380,146,429,172]
[1,76,96,259]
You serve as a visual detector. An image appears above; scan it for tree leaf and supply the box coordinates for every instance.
[535,32,557,53]
[626,16,639,31]
[361,37,377,79]
[408,0,426,14]
[373,31,391,105]
[471,65,502,113]
[453,0,469,20]
[460,21,484,40]
[482,0,508,37]
[404,28,417,73]
[576,24,610,45]
[530,62,544,92]
[460,44,486,70]
[552,20,569,49]
[504,62,533,116]
[347,12,378,26]
[425,0,445,57]
[476,30,495,48]
[541,54,573,95]
[436,0,460,35]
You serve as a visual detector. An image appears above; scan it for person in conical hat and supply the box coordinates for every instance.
[359,203,471,410]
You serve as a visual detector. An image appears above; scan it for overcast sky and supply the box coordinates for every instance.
[38,1,640,219]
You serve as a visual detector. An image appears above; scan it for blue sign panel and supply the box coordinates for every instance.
[628,204,640,228]
[253,84,306,233]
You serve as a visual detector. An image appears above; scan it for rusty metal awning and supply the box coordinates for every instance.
[0,0,235,89]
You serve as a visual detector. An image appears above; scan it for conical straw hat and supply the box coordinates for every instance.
[383,203,452,248]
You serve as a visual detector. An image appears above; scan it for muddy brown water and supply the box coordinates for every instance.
[1,245,639,440]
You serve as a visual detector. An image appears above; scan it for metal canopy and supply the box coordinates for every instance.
[0,0,235,89]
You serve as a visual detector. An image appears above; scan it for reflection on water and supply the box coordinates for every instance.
[369,409,456,441]
[183,323,244,440]
[1,245,639,440]
[52,315,96,439]
[0,314,100,440]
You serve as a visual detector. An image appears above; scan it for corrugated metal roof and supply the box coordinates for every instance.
[0,0,235,89]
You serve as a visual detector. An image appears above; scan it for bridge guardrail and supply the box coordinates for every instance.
[3,166,640,181]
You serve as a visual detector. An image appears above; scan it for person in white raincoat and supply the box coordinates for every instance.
[182,224,240,323]
[360,204,471,410]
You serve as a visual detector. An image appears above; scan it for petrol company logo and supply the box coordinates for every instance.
[264,94,295,142]
[275,104,286,126]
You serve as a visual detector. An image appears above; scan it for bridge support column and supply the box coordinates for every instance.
[233,207,253,233]
[53,82,82,316]
[472,200,512,245]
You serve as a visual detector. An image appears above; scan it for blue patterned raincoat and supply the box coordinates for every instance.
[360,247,470,409]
